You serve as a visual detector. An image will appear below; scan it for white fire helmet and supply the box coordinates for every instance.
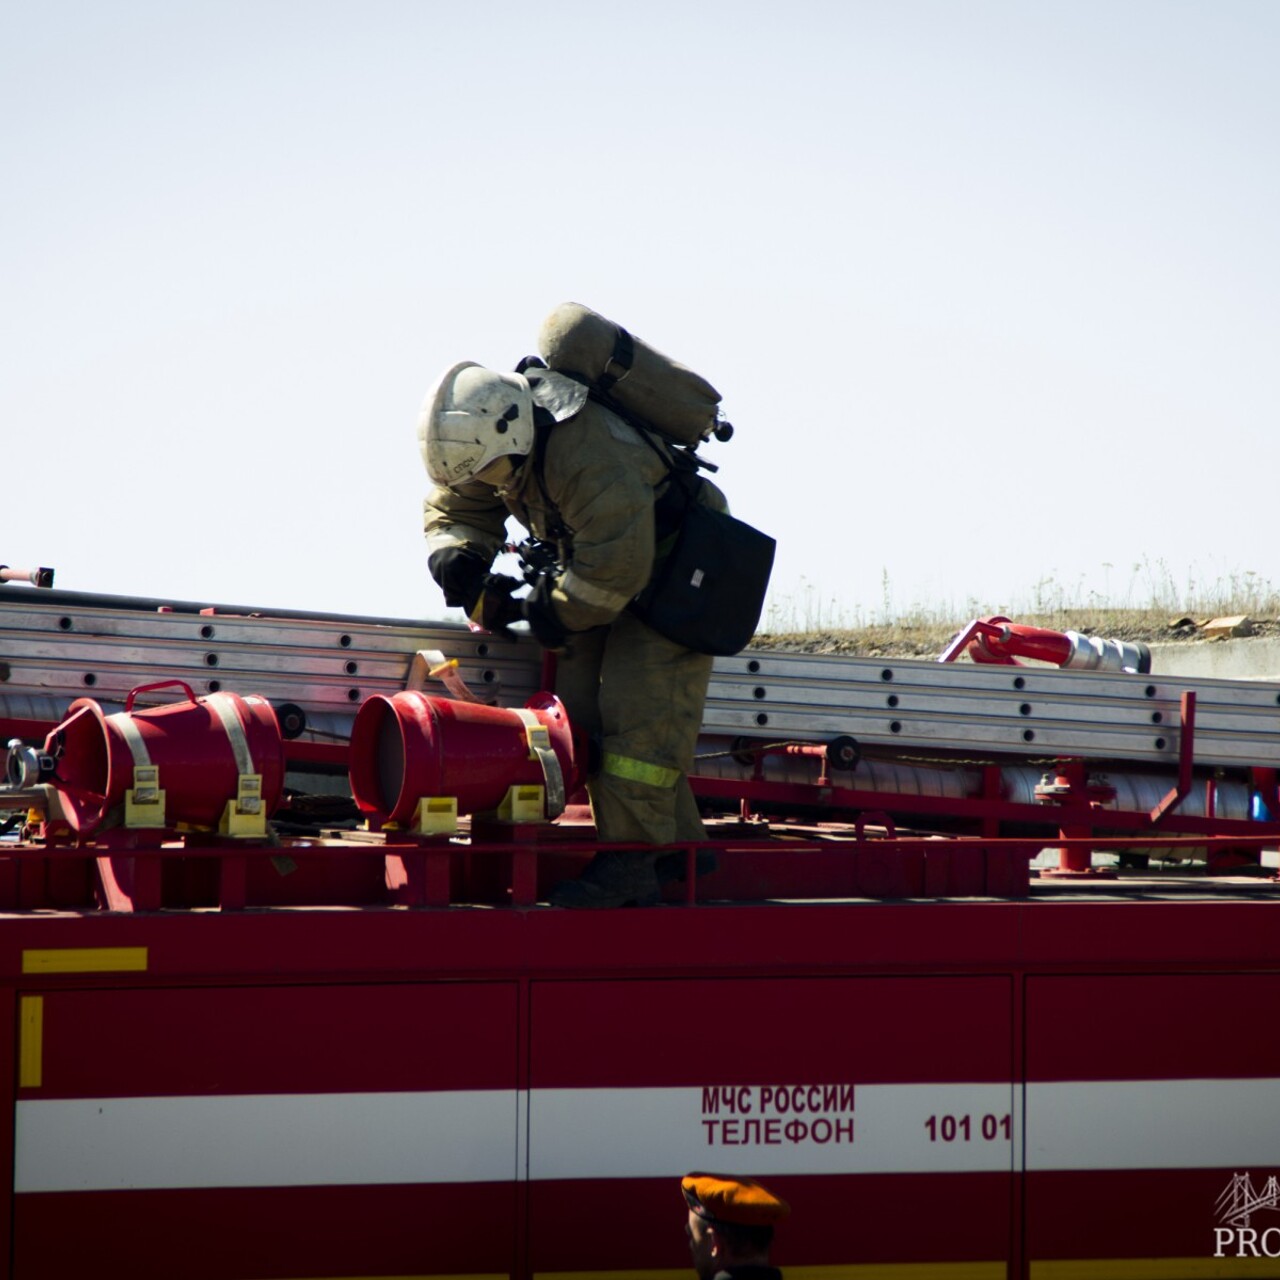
[418,361,536,488]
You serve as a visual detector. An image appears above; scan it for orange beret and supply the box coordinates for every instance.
[682,1172,790,1226]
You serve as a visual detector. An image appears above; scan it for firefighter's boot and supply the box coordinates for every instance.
[548,850,662,909]
[655,849,718,884]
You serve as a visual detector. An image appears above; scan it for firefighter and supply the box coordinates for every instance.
[682,1172,790,1280]
[418,360,727,908]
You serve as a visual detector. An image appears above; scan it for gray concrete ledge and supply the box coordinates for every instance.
[1148,637,1280,681]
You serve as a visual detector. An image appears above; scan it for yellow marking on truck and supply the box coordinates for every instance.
[537,1266,1004,1280]
[22,946,148,974]
[1032,1260,1280,1278]
[536,1272,686,1280]
[19,996,42,1088]
[789,1267,1006,1279]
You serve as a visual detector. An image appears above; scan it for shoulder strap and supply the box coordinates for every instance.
[562,369,718,475]
[527,406,700,547]
[630,417,704,494]
[631,420,704,544]
[529,415,570,541]
[595,324,635,393]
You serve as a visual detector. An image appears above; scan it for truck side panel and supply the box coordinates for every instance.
[1024,974,1280,1276]
[527,976,1014,1275]
[12,981,520,1279]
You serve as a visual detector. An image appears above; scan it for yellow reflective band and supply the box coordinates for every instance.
[1032,1261,1280,1279]
[19,996,42,1089]
[601,752,680,789]
[23,947,149,975]
[560,568,632,612]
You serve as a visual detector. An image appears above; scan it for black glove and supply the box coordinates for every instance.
[522,573,570,651]
[428,547,490,611]
[468,574,525,637]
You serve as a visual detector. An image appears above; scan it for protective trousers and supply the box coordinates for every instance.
[555,610,711,845]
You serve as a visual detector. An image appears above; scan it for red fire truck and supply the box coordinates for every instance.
[1,580,1278,1279]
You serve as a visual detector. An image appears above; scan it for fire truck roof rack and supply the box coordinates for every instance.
[3,587,1280,911]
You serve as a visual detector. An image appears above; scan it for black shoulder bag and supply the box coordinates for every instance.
[628,437,775,657]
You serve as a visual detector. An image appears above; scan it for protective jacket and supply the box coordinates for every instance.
[423,380,725,845]
[423,384,726,633]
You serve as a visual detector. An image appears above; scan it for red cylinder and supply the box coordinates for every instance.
[348,691,577,827]
[967,615,1073,667]
[42,682,285,834]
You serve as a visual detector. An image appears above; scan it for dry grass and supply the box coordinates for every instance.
[755,565,1280,657]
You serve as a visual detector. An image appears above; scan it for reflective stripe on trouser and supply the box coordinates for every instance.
[555,610,711,845]
[601,753,680,789]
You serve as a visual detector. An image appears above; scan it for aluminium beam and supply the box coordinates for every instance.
[7,593,1280,771]
[704,652,1280,769]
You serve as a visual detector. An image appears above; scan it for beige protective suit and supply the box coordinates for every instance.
[423,381,725,844]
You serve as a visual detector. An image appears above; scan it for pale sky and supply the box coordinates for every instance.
[4,0,1278,629]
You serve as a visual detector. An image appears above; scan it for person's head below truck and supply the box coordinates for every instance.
[682,1171,790,1280]
[417,305,773,909]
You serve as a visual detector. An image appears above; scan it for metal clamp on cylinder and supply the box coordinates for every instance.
[108,713,168,829]
[209,694,268,837]
[219,774,267,837]
[125,765,166,828]
[513,709,566,819]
